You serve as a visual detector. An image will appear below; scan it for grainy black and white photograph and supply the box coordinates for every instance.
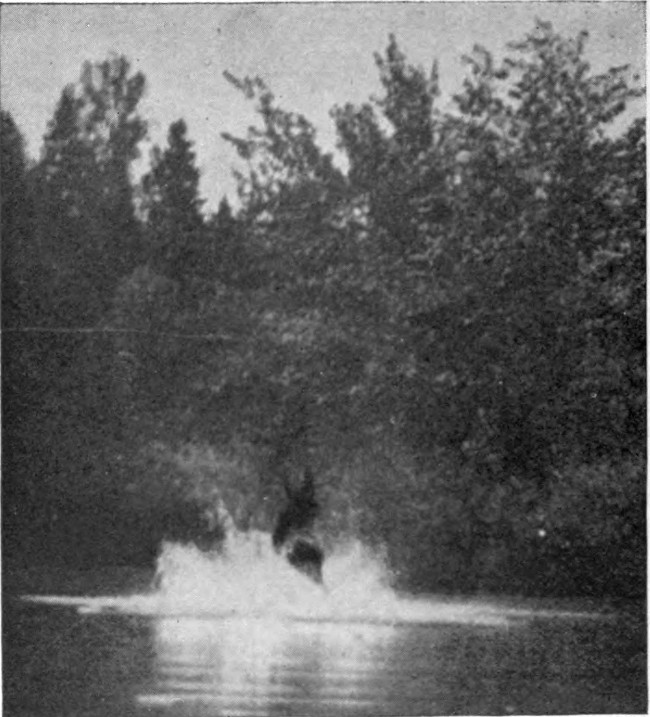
[1,2,646,715]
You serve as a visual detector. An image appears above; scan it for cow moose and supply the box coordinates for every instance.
[272,467,324,584]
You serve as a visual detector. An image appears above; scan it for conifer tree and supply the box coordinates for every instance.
[208,196,248,286]
[34,56,146,326]
[142,119,206,286]
[1,111,35,327]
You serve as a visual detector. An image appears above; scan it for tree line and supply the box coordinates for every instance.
[2,23,645,596]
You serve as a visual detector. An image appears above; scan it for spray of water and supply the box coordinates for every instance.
[24,524,528,626]
[151,527,401,624]
[24,506,602,626]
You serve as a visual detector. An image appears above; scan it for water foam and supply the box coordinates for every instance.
[23,530,514,625]
[151,531,402,623]
[23,524,603,626]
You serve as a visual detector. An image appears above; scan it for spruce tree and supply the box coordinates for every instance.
[209,196,245,285]
[1,111,35,327]
[142,119,206,286]
[34,56,146,326]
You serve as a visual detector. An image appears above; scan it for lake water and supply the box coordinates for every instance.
[5,539,646,716]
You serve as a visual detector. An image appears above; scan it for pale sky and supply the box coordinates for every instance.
[1,2,645,211]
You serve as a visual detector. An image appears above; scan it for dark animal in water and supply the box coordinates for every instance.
[272,467,324,584]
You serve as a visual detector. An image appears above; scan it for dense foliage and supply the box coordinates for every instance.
[2,25,645,596]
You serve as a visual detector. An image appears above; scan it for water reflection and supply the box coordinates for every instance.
[140,616,396,715]
[11,592,645,716]
[17,538,642,715]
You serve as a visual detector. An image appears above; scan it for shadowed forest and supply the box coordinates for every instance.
[2,23,645,598]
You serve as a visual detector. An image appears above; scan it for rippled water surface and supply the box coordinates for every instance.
[5,538,646,716]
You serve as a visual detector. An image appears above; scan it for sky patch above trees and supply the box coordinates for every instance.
[1,3,645,211]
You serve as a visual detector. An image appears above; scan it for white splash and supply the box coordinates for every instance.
[22,532,504,625]
[150,532,401,624]
[23,525,603,626]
